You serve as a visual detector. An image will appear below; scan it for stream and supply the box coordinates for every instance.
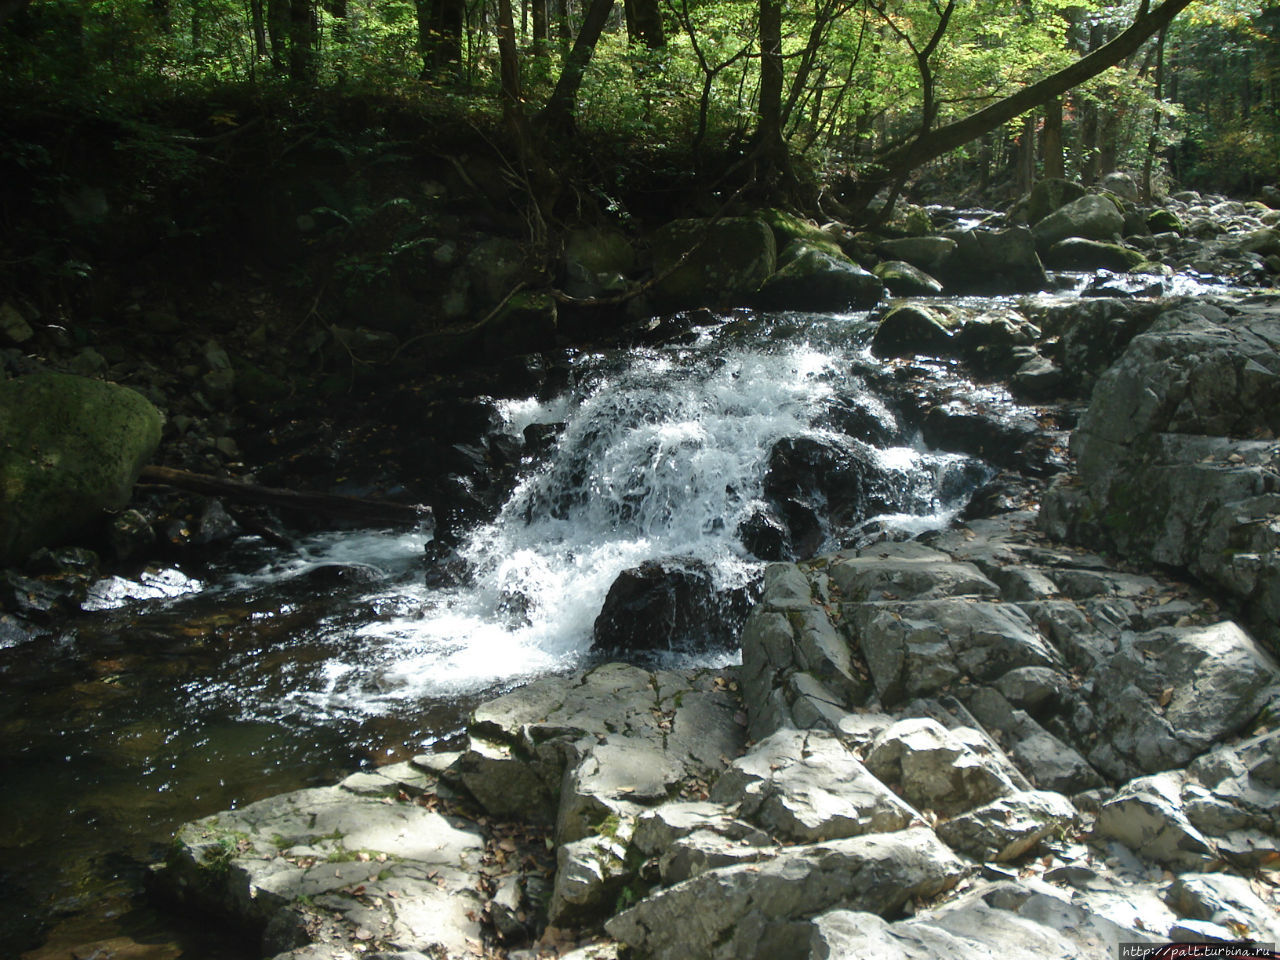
[0,301,1148,957]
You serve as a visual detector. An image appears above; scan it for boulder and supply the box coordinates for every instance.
[467,236,526,307]
[710,728,918,841]
[1025,178,1088,226]
[1032,195,1125,250]
[591,557,736,654]
[941,226,1049,293]
[810,880,1163,960]
[1040,306,1280,646]
[936,790,1077,862]
[1043,238,1146,272]
[1092,773,1216,869]
[873,260,943,296]
[648,218,776,311]
[1098,172,1141,203]
[160,767,488,956]
[755,242,884,312]
[876,236,957,276]
[0,373,163,565]
[864,718,1019,816]
[869,304,958,358]
[562,227,635,300]
[1146,209,1184,234]
[604,827,966,960]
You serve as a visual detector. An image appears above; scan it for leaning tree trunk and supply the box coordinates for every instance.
[848,0,1197,214]
[538,0,615,133]
[1042,96,1065,180]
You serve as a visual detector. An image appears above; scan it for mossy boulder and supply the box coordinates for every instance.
[874,260,944,296]
[1043,238,1147,272]
[1026,178,1087,226]
[756,242,884,312]
[562,227,636,300]
[876,236,957,276]
[759,209,844,261]
[0,373,163,565]
[941,226,1048,293]
[1145,209,1183,234]
[649,218,776,311]
[870,304,960,358]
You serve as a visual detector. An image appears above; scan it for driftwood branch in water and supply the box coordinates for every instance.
[137,465,433,530]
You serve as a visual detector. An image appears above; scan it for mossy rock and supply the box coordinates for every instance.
[562,227,636,300]
[757,242,884,312]
[1145,210,1184,235]
[0,373,163,565]
[649,217,776,311]
[759,209,844,262]
[1044,238,1147,272]
[873,260,943,296]
[870,304,959,358]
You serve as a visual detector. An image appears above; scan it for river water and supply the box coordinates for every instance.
[2,307,1028,957]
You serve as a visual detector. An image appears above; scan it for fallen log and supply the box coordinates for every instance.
[136,465,433,530]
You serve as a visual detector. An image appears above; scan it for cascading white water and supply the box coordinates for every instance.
[218,313,989,718]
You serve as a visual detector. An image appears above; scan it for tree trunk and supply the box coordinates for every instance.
[754,0,784,158]
[250,0,267,57]
[1041,96,1064,179]
[530,0,548,50]
[288,0,316,82]
[538,0,615,133]
[1141,25,1167,201]
[268,0,289,70]
[624,0,663,48]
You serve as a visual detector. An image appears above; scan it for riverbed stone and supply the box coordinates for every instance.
[1026,178,1089,225]
[648,217,776,311]
[876,235,958,275]
[604,826,966,960]
[1044,238,1146,272]
[710,727,919,841]
[865,718,1018,815]
[942,226,1049,293]
[873,259,943,296]
[0,372,164,565]
[162,781,487,955]
[936,789,1077,862]
[1092,773,1216,868]
[809,878,1162,960]
[869,303,960,358]
[756,241,884,311]
[847,598,1059,705]
[1032,194,1125,249]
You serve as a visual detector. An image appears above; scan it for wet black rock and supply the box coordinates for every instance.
[592,558,742,654]
[737,507,793,562]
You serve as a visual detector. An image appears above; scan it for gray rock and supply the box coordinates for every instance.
[936,789,1078,862]
[710,728,918,841]
[162,783,486,955]
[1165,873,1280,941]
[873,259,944,296]
[865,718,1018,816]
[1026,178,1089,226]
[0,301,33,344]
[548,831,633,925]
[942,226,1049,293]
[1092,773,1216,868]
[1044,238,1146,271]
[605,827,966,960]
[561,227,635,300]
[876,236,958,275]
[847,598,1060,705]
[1033,194,1125,249]
[811,878,1162,960]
